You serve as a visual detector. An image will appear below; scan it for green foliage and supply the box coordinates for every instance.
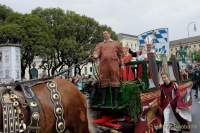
[5,12,23,24]
[121,80,143,120]
[31,7,118,76]
[0,4,13,23]
[20,14,53,77]
[195,50,200,62]
[0,23,24,43]
[1,5,118,77]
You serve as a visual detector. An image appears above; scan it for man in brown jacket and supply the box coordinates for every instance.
[92,31,122,106]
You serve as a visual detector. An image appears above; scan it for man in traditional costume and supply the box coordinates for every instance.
[92,31,123,106]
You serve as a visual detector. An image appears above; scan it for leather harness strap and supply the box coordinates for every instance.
[47,80,66,133]
[21,84,40,133]
[1,89,24,133]
[0,79,66,133]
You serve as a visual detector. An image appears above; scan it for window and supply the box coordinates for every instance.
[90,67,93,72]
[84,67,87,75]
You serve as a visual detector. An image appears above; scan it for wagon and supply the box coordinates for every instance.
[84,54,192,133]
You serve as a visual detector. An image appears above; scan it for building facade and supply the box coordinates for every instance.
[118,33,138,52]
[170,35,200,62]
[0,43,21,83]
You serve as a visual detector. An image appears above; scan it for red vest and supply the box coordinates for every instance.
[160,82,178,110]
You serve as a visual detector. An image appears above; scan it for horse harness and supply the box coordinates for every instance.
[0,80,66,133]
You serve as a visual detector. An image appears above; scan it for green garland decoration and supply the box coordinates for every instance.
[121,80,144,121]
[141,62,149,89]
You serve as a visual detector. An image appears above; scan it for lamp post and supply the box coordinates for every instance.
[187,21,197,38]
[187,21,197,63]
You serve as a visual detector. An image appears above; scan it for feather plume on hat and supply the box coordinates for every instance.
[145,36,153,45]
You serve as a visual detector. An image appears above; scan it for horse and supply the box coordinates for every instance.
[0,78,91,133]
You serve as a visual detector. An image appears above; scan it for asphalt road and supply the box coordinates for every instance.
[190,90,200,133]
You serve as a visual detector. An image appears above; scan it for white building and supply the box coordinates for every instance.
[80,62,95,76]
[0,43,21,83]
[25,56,96,79]
[170,35,200,62]
[118,33,139,52]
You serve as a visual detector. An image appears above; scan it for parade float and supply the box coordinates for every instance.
[85,28,193,133]
[86,53,193,133]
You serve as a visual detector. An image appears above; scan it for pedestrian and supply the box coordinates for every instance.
[73,74,83,91]
[30,63,38,79]
[160,72,181,133]
[91,31,123,106]
[192,66,200,98]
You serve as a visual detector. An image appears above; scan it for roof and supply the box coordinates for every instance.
[118,33,137,38]
[170,35,200,46]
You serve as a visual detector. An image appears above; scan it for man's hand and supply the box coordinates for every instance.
[176,108,180,113]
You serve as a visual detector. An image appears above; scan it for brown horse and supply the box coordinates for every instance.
[0,78,91,133]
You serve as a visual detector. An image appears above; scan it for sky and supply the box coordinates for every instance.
[1,0,200,41]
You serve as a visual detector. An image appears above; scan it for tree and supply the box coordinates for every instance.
[0,23,24,44]
[0,4,13,23]
[5,13,53,78]
[0,5,118,78]
[31,7,118,76]
[21,15,53,78]
[5,12,23,24]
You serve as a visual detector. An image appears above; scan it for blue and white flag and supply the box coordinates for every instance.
[138,28,169,55]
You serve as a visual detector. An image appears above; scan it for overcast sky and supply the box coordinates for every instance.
[1,0,200,40]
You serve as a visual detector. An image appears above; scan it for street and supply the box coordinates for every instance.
[191,90,200,133]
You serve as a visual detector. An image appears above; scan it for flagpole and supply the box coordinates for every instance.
[187,21,197,38]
